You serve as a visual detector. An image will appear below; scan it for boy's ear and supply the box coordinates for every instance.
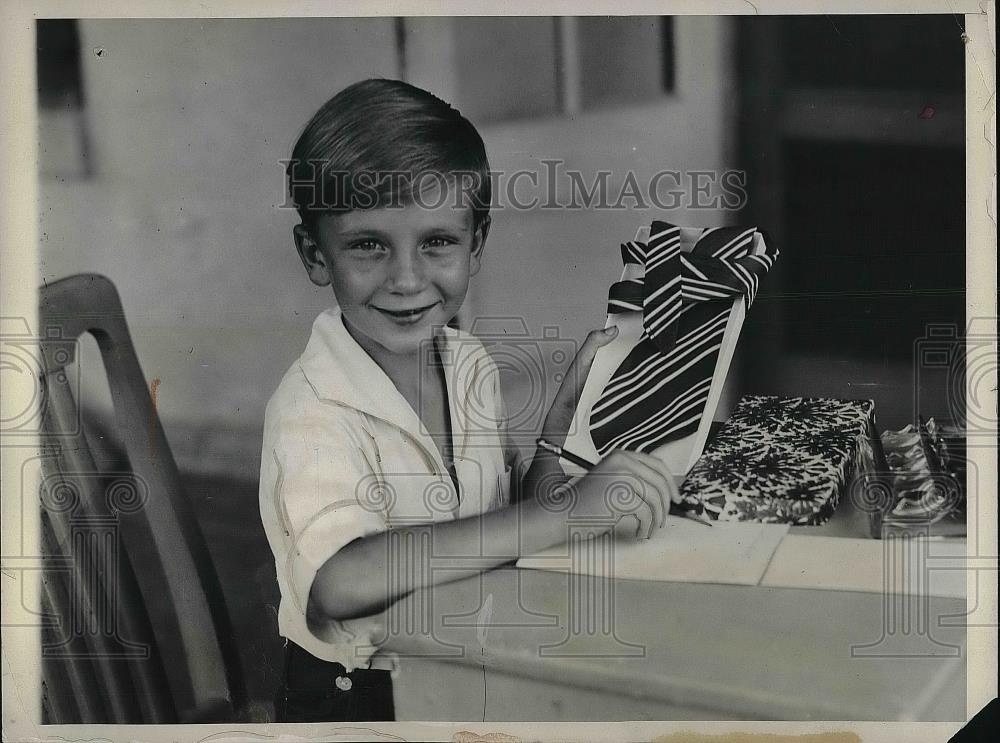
[469,217,491,277]
[294,224,332,287]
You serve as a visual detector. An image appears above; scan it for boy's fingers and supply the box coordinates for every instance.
[618,455,668,527]
[623,510,652,540]
[542,327,620,441]
[614,512,648,540]
[582,325,619,359]
[561,326,619,400]
[641,506,656,539]
[628,451,681,505]
[595,451,665,529]
[629,482,662,536]
[641,480,666,531]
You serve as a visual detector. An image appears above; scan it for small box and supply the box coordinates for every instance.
[880,417,965,530]
[680,395,881,526]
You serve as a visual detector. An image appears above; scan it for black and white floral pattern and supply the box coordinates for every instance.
[680,395,876,525]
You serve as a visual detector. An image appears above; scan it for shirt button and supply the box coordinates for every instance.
[335,675,353,691]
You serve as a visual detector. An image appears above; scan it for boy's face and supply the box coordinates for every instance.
[295,183,487,355]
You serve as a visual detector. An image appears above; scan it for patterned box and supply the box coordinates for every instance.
[880,418,964,526]
[680,395,879,525]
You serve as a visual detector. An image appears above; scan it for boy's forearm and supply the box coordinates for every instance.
[519,447,570,504]
[310,495,568,621]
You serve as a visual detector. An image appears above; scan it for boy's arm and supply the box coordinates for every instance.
[502,420,569,504]
[514,325,619,502]
[310,328,621,622]
[517,442,570,503]
[309,494,568,621]
[311,444,677,623]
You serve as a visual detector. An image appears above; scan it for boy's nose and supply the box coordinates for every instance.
[387,250,427,293]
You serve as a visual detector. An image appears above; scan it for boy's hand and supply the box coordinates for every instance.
[540,326,619,447]
[561,450,678,540]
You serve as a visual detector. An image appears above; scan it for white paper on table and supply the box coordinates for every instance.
[562,225,768,479]
[516,516,790,586]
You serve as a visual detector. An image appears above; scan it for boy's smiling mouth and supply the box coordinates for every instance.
[370,301,440,321]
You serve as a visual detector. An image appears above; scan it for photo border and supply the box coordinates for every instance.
[2,1,994,741]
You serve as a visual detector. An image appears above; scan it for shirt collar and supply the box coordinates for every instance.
[297,307,483,460]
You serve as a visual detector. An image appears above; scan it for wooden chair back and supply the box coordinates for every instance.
[37,273,244,722]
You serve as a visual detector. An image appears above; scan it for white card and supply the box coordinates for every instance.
[517,516,790,586]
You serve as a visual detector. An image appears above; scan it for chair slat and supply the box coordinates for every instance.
[40,515,107,724]
[38,273,244,722]
[38,394,141,723]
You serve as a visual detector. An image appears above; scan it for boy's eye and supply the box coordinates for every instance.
[349,240,386,254]
[424,236,458,250]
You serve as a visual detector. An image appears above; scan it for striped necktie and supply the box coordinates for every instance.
[589,221,779,456]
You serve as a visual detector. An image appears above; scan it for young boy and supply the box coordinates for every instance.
[259,78,678,722]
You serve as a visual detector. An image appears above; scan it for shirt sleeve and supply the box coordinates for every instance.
[260,396,387,623]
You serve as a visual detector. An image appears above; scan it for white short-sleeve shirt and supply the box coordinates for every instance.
[259,307,515,671]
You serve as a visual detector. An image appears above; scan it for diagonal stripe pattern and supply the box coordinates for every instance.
[589,221,779,456]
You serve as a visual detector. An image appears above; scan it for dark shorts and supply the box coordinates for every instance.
[274,641,395,722]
